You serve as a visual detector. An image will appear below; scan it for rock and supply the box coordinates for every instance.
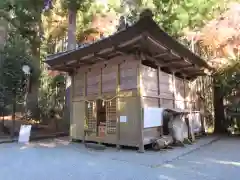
[152,136,173,150]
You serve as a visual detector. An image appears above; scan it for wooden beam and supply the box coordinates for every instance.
[145,53,186,68]
[186,71,206,76]
[66,60,77,65]
[81,53,94,60]
[93,53,108,61]
[175,64,195,72]
[98,47,114,55]
[154,51,169,58]
[170,50,181,58]
[118,35,142,48]
[144,54,176,67]
[116,51,125,55]
[146,36,167,51]
[159,59,182,68]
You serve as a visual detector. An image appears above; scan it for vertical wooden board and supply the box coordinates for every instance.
[118,96,141,146]
[120,60,138,90]
[185,80,191,101]
[73,72,84,97]
[186,101,192,110]
[87,69,101,95]
[190,80,198,102]
[71,101,85,139]
[175,100,185,110]
[102,65,117,93]
[159,71,173,85]
[141,97,159,108]
[161,99,173,109]
[159,70,173,96]
[143,128,160,142]
[159,83,172,93]
[141,65,158,96]
[175,78,184,101]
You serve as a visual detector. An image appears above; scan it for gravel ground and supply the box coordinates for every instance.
[0,136,239,180]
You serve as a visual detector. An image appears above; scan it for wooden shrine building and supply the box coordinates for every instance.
[45,10,210,152]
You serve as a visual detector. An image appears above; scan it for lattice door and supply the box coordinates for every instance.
[106,99,117,134]
[86,101,97,133]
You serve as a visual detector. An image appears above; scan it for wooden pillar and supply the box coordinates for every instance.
[196,78,201,111]
[172,72,176,109]
[84,72,87,98]
[83,72,87,143]
[65,7,77,130]
[116,64,121,149]
[183,76,186,109]
[137,59,144,153]
[157,66,161,107]
[195,78,199,107]
[189,80,195,142]
[183,76,191,139]
[69,71,74,127]
[201,77,205,103]
[99,68,102,97]
[157,66,163,136]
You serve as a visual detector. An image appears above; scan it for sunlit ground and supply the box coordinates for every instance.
[0,137,239,180]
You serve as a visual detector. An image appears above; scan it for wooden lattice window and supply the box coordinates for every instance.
[106,99,117,134]
[86,101,97,132]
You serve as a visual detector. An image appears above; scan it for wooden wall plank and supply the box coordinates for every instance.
[102,65,117,93]
[141,65,158,96]
[139,64,199,111]
[142,97,159,108]
[159,71,173,99]
[87,69,101,95]
[120,60,138,91]
[73,71,84,97]
[162,99,174,109]
[185,80,191,101]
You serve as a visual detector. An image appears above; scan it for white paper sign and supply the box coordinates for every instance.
[144,107,164,128]
[18,125,32,143]
[120,116,127,123]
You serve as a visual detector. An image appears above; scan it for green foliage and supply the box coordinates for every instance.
[215,60,240,97]
[154,0,223,37]
[0,0,44,45]
[0,31,34,106]
[118,0,226,37]
[38,71,65,118]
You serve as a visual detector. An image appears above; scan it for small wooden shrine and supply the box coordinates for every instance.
[45,10,210,152]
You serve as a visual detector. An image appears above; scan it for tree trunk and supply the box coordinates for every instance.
[11,91,16,138]
[67,8,77,50]
[63,7,77,129]
[27,41,41,119]
[2,107,5,131]
[213,79,225,133]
